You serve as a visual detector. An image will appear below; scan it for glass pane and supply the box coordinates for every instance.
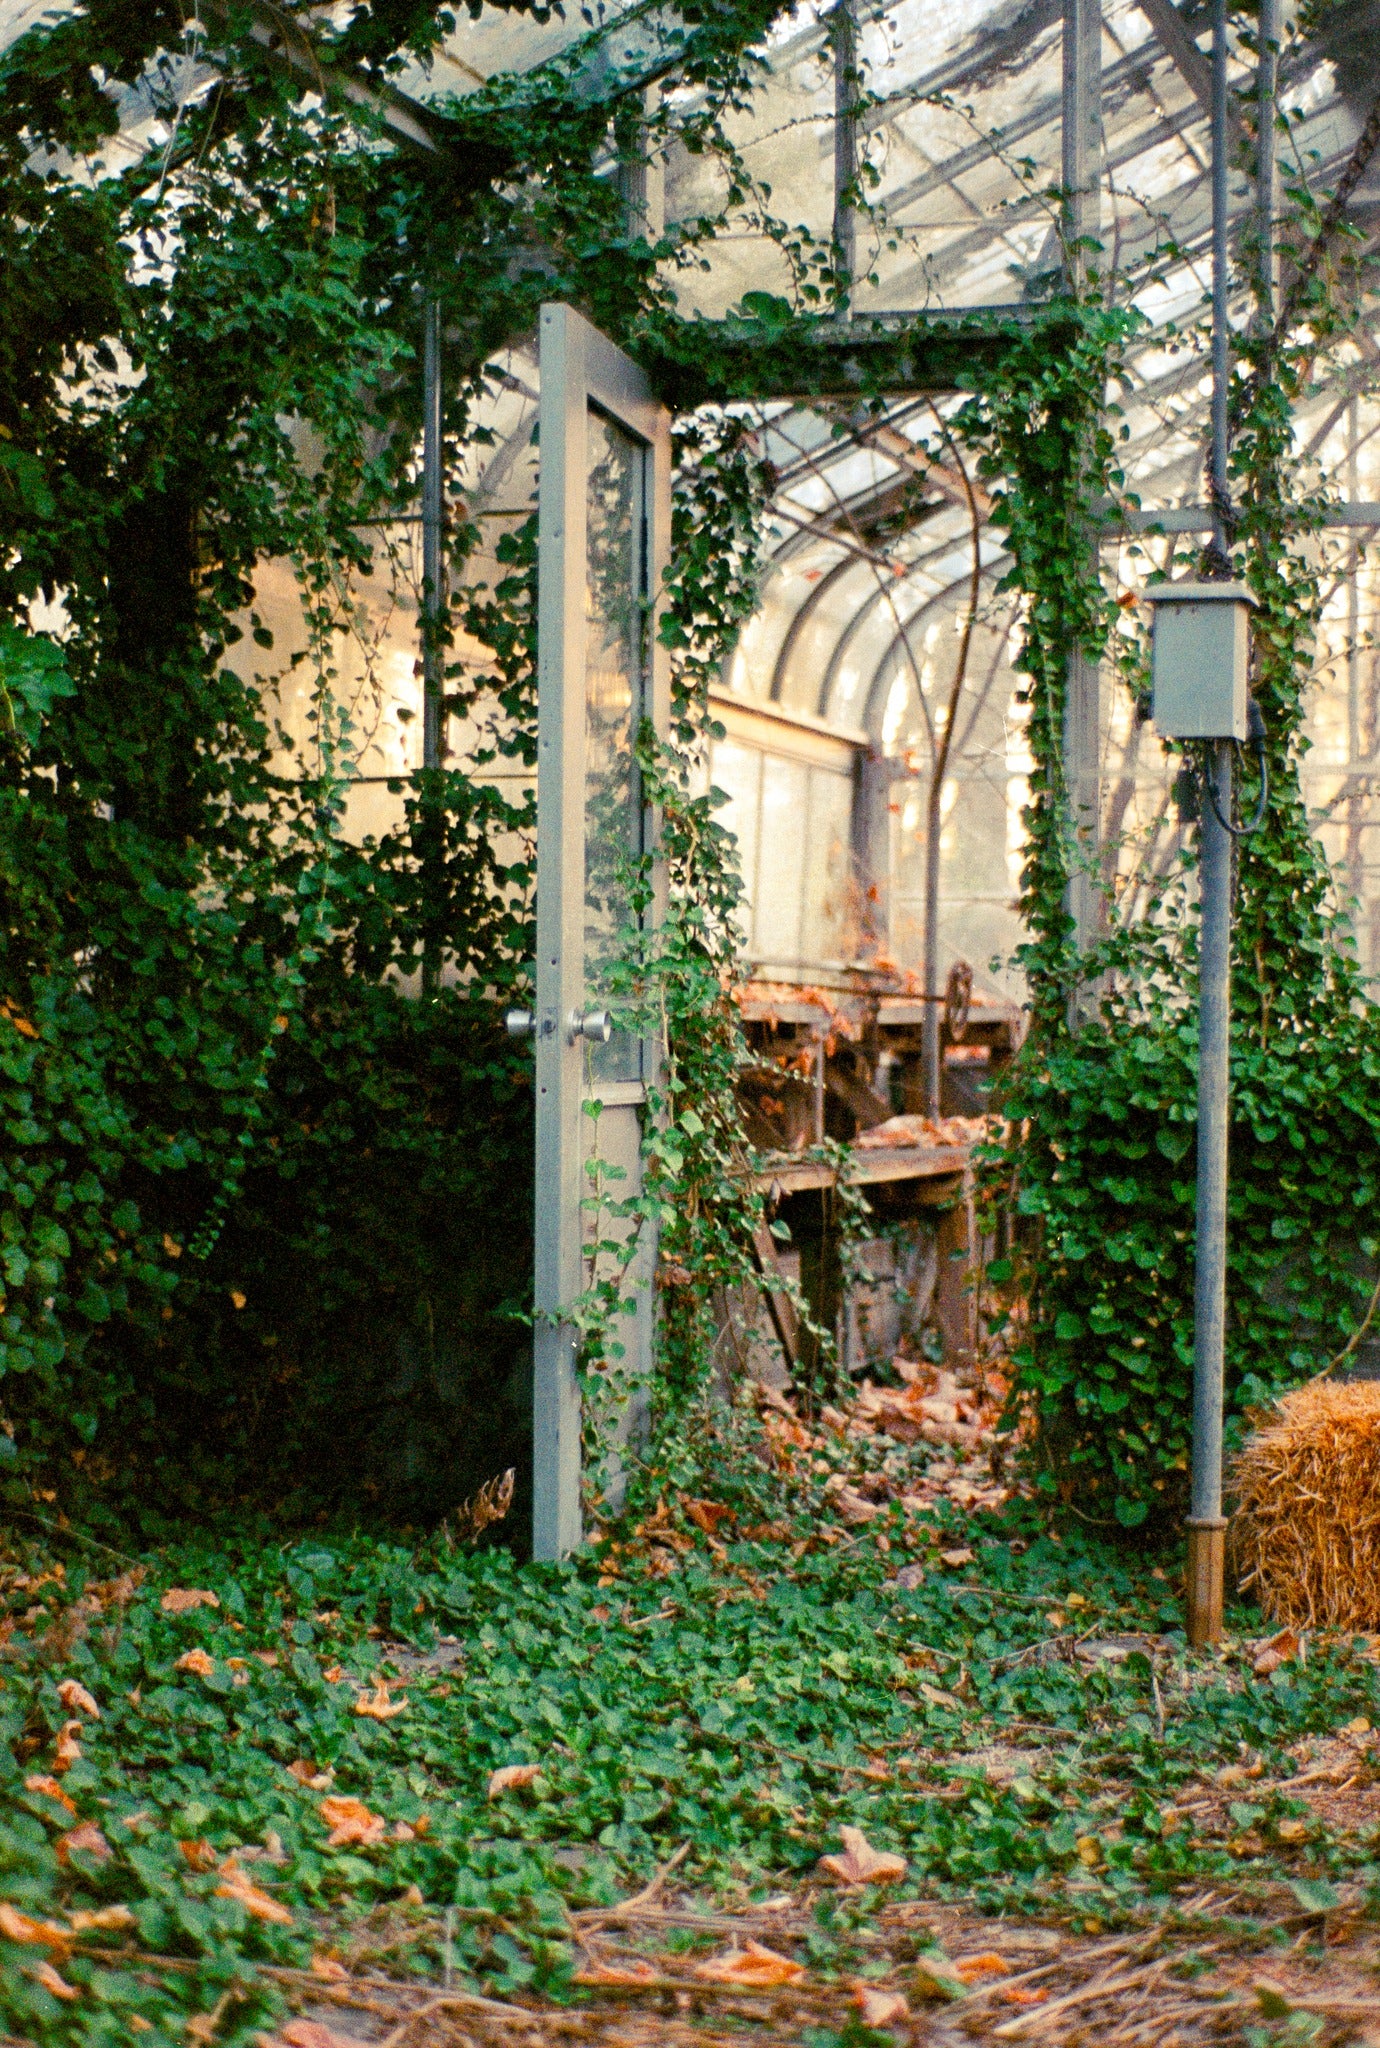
[584,406,646,1084]
[706,739,763,949]
[754,755,808,966]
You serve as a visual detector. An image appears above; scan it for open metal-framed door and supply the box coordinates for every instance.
[532,303,671,1561]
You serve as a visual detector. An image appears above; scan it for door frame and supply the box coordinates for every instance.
[532,302,672,1562]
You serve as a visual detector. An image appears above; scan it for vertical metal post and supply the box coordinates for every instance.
[617,85,665,244]
[1061,0,1104,970]
[420,296,444,997]
[1255,0,1278,321]
[421,297,443,774]
[832,0,858,305]
[1186,0,1234,1649]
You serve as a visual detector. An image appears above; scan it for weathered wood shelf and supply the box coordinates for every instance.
[752,1142,971,1197]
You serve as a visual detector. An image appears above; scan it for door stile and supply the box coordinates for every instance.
[533,304,671,1563]
[533,306,589,1564]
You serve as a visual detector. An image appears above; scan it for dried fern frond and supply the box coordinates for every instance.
[445,1468,516,1548]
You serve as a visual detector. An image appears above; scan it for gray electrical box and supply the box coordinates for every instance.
[1147,580,1254,741]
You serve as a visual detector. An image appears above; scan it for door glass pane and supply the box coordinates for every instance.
[584,406,646,1084]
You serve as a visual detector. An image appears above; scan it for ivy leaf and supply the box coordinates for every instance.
[0,622,74,746]
[1288,1879,1340,1915]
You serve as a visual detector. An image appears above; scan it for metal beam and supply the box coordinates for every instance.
[1062,0,1105,968]
[1134,0,1251,146]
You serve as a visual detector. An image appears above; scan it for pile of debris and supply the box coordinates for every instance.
[854,1113,990,1151]
[757,1354,1015,1530]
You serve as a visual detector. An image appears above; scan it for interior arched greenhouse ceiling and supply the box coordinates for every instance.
[5,0,1380,997]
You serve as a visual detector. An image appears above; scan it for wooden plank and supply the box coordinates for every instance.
[750,1223,802,1370]
[750,1143,973,1194]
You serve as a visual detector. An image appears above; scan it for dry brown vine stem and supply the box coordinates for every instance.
[572,1840,690,1925]
[989,1960,1171,2040]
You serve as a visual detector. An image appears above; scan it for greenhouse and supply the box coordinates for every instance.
[2,0,1380,2039]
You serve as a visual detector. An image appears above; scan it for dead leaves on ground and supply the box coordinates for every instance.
[318,1795,385,1847]
[175,1648,216,1678]
[854,1982,910,2025]
[353,1679,407,1720]
[32,1959,78,2000]
[55,1678,100,1719]
[694,1939,806,1988]
[487,1762,540,1800]
[816,1825,908,1885]
[52,1720,83,1773]
[215,1857,293,1925]
[575,1960,662,1987]
[55,1822,111,1866]
[287,1758,333,1791]
[1253,1626,1303,1676]
[0,1904,76,1953]
[160,1587,219,1615]
[24,1773,76,1815]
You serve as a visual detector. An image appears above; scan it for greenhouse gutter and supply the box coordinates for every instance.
[632,307,1063,406]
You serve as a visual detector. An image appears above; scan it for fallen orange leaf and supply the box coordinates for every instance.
[280,2021,360,2048]
[487,1763,539,1799]
[52,1722,82,1774]
[318,1795,386,1847]
[309,1954,349,1984]
[56,1680,100,1720]
[684,1498,731,1535]
[817,1826,908,1886]
[0,1903,73,1953]
[160,1588,219,1615]
[287,1759,333,1790]
[215,1858,293,1926]
[24,1774,76,1816]
[175,1649,215,1678]
[695,1940,806,1988]
[68,1906,135,1933]
[999,1986,1049,2007]
[353,1680,407,1720]
[179,1840,219,1872]
[56,1823,110,1866]
[574,1961,660,1986]
[321,1665,343,1683]
[939,1547,974,1568]
[853,1984,909,2025]
[1253,1627,1301,1677]
[954,1952,1010,1983]
[32,1960,78,2001]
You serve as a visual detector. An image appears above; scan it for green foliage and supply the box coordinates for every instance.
[0,0,822,1522]
[966,172,1380,1521]
[4,1487,1380,2044]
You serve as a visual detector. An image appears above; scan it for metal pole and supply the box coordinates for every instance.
[420,296,443,998]
[1209,0,1230,543]
[832,0,858,306]
[1255,0,1278,323]
[1186,0,1233,1648]
[1061,0,1104,975]
[1188,739,1232,1644]
[421,296,443,774]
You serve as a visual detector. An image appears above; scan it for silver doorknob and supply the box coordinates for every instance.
[568,1008,612,1044]
[505,1008,535,1038]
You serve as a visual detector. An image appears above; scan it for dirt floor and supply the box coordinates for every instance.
[261,1872,1380,2048]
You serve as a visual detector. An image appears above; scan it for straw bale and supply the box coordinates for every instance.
[1230,1377,1380,1630]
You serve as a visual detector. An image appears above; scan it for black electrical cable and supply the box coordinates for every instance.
[1202,698,1269,837]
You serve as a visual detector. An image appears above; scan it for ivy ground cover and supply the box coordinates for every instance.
[3,1427,1380,2048]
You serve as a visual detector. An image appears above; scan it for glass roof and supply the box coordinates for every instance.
[5,0,1378,989]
